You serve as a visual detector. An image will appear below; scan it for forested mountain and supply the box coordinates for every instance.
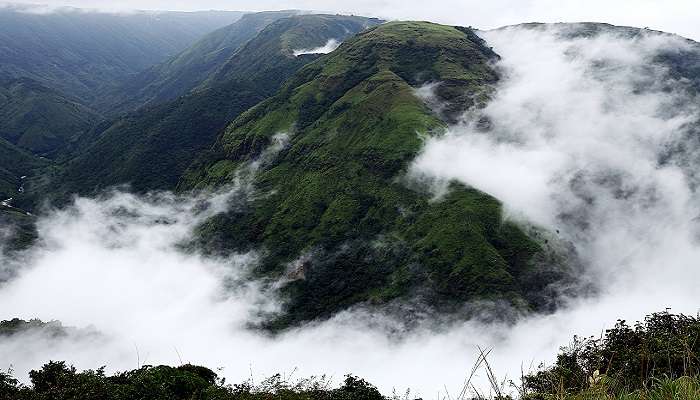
[0,137,45,201]
[201,14,383,94]
[38,15,381,201]
[0,135,43,254]
[96,10,302,114]
[0,78,100,156]
[0,5,244,105]
[180,21,571,328]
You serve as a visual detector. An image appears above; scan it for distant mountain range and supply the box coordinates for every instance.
[0,5,245,105]
[42,13,382,201]
[95,10,303,115]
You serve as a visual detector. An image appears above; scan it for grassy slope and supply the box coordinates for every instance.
[39,15,379,202]
[97,11,300,115]
[182,21,569,328]
[0,78,100,156]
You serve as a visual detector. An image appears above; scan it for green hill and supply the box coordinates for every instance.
[181,21,570,328]
[0,78,100,156]
[97,11,301,115]
[40,15,380,201]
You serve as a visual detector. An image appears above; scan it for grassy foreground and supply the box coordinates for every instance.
[543,377,700,400]
[1,312,699,399]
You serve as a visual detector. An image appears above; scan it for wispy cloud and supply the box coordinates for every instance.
[293,39,340,56]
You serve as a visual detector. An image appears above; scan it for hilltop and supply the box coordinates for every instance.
[181,21,572,328]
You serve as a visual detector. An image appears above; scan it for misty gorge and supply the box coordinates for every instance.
[1,2,700,399]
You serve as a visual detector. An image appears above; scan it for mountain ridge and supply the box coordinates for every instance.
[95,10,303,115]
[34,14,381,205]
[181,21,572,328]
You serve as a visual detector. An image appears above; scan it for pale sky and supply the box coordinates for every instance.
[9,0,700,41]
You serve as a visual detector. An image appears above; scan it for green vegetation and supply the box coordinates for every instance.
[526,377,700,400]
[0,209,36,254]
[0,136,46,200]
[0,363,386,400]
[38,15,379,202]
[0,319,67,337]
[203,14,383,95]
[182,21,570,328]
[97,11,301,115]
[0,6,244,106]
[522,312,700,399]
[42,80,266,198]
[0,78,100,156]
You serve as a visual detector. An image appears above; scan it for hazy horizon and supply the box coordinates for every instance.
[4,0,700,41]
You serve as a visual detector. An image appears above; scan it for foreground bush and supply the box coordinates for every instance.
[556,376,700,399]
[0,362,386,400]
[522,311,700,399]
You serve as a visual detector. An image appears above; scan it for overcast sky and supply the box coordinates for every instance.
[9,0,700,41]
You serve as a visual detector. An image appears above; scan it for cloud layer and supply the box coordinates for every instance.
[293,39,340,56]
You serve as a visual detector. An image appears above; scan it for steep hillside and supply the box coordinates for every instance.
[0,208,36,255]
[0,78,100,156]
[203,14,383,95]
[40,15,380,201]
[46,80,265,197]
[182,22,570,328]
[0,137,43,251]
[0,137,46,201]
[0,5,244,105]
[98,11,301,114]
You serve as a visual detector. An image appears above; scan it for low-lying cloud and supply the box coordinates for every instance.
[3,23,700,399]
[0,188,515,398]
[293,39,341,56]
[411,22,700,387]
